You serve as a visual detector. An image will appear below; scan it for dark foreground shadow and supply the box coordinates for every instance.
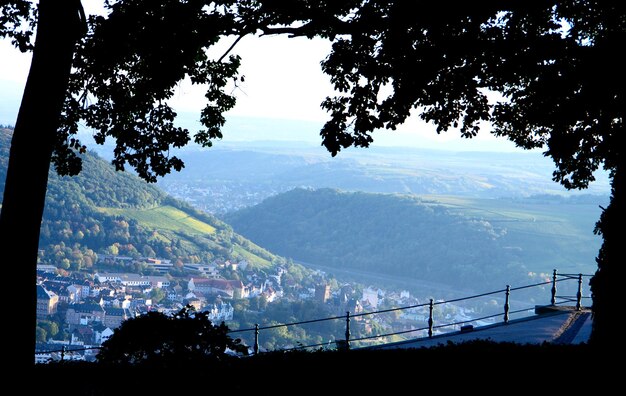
[28,341,612,395]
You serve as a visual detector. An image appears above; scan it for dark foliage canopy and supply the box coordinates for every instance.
[5,1,622,192]
[294,1,623,194]
[0,0,35,51]
[96,305,248,366]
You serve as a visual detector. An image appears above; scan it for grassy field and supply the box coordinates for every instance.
[421,194,603,274]
[232,245,273,269]
[98,205,278,268]
[99,205,216,235]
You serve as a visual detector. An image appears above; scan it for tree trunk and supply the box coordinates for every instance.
[589,156,625,347]
[0,0,84,371]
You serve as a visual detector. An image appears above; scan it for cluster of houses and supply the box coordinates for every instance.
[34,256,286,363]
[34,254,486,363]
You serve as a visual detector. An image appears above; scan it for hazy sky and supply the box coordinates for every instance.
[0,4,523,153]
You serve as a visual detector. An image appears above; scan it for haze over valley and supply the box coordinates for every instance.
[148,135,609,296]
[153,138,610,215]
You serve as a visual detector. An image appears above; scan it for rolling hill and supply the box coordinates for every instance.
[223,188,606,292]
[0,127,284,270]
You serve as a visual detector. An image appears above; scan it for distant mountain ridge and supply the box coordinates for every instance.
[154,140,611,215]
[0,127,284,270]
[223,188,605,292]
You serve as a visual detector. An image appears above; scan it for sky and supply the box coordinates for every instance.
[0,2,526,154]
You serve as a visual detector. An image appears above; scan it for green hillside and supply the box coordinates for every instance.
[99,206,217,235]
[420,194,605,272]
[0,127,282,270]
[223,188,606,291]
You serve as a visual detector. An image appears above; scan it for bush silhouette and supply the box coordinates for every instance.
[96,305,248,367]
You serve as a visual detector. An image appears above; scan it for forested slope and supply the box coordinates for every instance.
[0,127,283,270]
[223,187,605,290]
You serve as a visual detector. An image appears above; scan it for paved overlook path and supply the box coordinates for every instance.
[364,306,592,350]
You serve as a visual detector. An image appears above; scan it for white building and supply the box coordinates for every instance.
[204,301,235,322]
[95,272,170,288]
[362,287,379,309]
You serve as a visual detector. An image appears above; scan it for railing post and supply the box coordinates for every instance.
[504,285,510,324]
[254,323,259,355]
[576,274,583,311]
[428,299,434,338]
[345,311,351,350]
[551,269,557,305]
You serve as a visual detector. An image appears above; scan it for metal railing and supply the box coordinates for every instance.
[229,269,593,353]
[36,269,592,361]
